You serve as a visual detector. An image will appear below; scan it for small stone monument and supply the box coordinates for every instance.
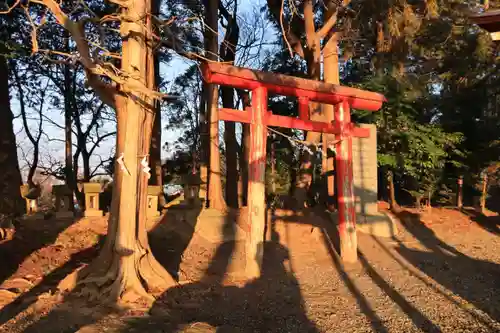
[20,184,38,215]
[182,173,203,207]
[83,183,104,217]
[52,185,74,218]
[147,185,162,218]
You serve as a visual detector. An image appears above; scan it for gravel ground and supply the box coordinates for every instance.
[1,207,499,333]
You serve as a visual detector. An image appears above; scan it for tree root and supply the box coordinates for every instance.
[58,241,176,304]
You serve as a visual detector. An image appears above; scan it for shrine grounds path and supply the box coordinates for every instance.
[0,205,499,332]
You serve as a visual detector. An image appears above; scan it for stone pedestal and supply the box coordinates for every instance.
[352,124,397,237]
[20,185,38,215]
[182,173,203,207]
[147,185,162,218]
[83,183,104,217]
[52,185,74,218]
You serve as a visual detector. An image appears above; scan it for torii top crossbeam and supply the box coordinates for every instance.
[202,62,385,111]
[202,63,385,139]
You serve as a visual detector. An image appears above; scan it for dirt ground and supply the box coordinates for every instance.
[0,204,499,333]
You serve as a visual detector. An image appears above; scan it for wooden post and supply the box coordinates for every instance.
[334,101,357,263]
[246,86,268,278]
[480,173,488,213]
[457,176,463,210]
[271,141,276,194]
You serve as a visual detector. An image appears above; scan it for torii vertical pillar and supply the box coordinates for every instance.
[335,101,357,262]
[246,86,268,278]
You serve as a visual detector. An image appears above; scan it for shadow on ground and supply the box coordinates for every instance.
[0,216,76,287]
[4,205,500,332]
[6,207,317,333]
[393,209,500,323]
[123,210,319,332]
[461,208,500,236]
[0,237,103,327]
[148,203,203,281]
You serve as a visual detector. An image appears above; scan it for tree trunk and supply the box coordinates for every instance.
[58,0,175,301]
[149,0,165,208]
[322,32,338,211]
[295,45,322,208]
[457,176,463,209]
[63,45,75,209]
[0,52,23,217]
[480,174,488,213]
[82,151,91,181]
[388,170,399,212]
[223,105,238,208]
[241,123,250,205]
[205,0,226,211]
[238,91,251,206]
[220,11,240,209]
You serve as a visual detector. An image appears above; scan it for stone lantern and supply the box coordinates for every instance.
[83,182,104,217]
[52,185,74,218]
[20,184,39,215]
[147,185,162,218]
[182,173,203,206]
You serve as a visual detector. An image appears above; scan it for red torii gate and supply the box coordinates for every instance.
[202,62,385,277]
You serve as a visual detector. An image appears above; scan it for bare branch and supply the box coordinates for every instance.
[0,0,20,14]
[266,0,305,58]
[89,131,116,156]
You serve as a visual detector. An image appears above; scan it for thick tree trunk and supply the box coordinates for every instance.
[0,53,23,216]
[220,12,240,209]
[322,32,339,211]
[205,0,226,211]
[199,83,209,202]
[238,92,251,206]
[58,0,175,301]
[149,0,165,208]
[82,151,91,181]
[223,106,238,208]
[295,45,322,208]
[12,60,41,189]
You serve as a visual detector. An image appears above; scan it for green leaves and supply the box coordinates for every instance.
[361,74,464,198]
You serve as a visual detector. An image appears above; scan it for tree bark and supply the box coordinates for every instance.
[63,37,76,209]
[58,0,175,301]
[238,91,251,206]
[294,0,324,208]
[322,31,339,211]
[205,0,226,211]
[11,61,43,189]
[0,51,23,217]
[149,0,165,208]
[220,8,240,209]
[388,170,399,212]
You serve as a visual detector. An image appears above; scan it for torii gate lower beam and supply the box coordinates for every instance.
[202,62,385,278]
